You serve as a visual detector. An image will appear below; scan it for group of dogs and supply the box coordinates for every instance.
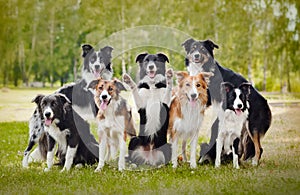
[22,39,272,172]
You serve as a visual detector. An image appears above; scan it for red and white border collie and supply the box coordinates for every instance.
[168,71,210,168]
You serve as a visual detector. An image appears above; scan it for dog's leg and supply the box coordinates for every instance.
[44,136,56,172]
[123,74,143,109]
[232,137,240,169]
[190,132,199,169]
[215,134,224,168]
[171,135,178,168]
[95,131,106,172]
[28,147,43,163]
[163,68,173,106]
[118,133,126,171]
[22,137,36,168]
[252,130,261,166]
[182,140,187,162]
[61,145,78,172]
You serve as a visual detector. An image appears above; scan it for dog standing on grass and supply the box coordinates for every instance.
[168,71,210,168]
[215,82,251,169]
[88,78,136,171]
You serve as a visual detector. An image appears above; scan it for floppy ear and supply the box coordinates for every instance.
[198,72,213,86]
[181,38,196,53]
[57,94,71,115]
[88,79,100,89]
[101,46,113,57]
[135,53,148,63]
[175,71,189,83]
[157,53,169,63]
[239,82,251,97]
[221,82,234,93]
[31,94,45,105]
[81,44,94,57]
[113,79,127,92]
[203,39,219,57]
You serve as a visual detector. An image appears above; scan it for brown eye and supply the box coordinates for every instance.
[99,86,103,90]
[186,83,190,87]
[196,84,201,87]
[108,87,113,91]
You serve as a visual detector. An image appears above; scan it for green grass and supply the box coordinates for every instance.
[0,89,300,194]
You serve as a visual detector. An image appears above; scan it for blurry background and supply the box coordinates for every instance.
[0,0,299,92]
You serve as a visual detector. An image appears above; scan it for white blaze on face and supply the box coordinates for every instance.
[147,61,157,78]
[233,89,243,116]
[188,79,199,107]
[43,106,54,126]
[99,90,111,110]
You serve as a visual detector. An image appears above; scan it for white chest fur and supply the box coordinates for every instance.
[45,121,70,154]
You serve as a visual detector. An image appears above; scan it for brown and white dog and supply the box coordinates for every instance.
[88,78,136,171]
[168,71,210,168]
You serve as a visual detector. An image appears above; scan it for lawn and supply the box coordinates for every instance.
[0,89,300,194]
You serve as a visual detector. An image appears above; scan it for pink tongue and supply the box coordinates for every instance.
[235,109,242,116]
[190,100,197,107]
[149,72,155,78]
[45,119,52,126]
[100,101,108,110]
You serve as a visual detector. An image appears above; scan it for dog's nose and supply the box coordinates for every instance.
[194,54,200,58]
[237,104,243,109]
[45,112,51,118]
[95,65,100,70]
[101,95,107,100]
[191,93,197,100]
[148,65,155,70]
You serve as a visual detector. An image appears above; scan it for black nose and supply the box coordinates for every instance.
[237,104,243,108]
[95,65,100,70]
[194,54,200,58]
[148,65,154,70]
[191,93,197,99]
[45,112,51,118]
[102,95,107,100]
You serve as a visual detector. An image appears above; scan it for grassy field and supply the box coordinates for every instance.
[0,89,300,194]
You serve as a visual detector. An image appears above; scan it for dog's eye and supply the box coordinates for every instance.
[153,58,157,62]
[186,83,190,87]
[108,87,113,91]
[98,86,103,90]
[196,83,201,87]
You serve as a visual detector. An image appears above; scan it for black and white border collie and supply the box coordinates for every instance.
[22,44,113,168]
[215,82,251,169]
[182,38,272,166]
[38,93,99,172]
[123,53,173,166]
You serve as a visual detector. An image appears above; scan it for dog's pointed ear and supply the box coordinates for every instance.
[31,94,45,105]
[198,72,213,86]
[203,39,219,57]
[113,79,127,92]
[88,79,100,89]
[157,53,169,63]
[239,82,251,96]
[135,53,148,64]
[57,94,71,105]
[175,71,189,83]
[101,46,113,57]
[181,38,196,53]
[81,44,94,57]
[221,82,234,93]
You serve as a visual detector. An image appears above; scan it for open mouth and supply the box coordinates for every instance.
[93,68,103,78]
[193,56,204,63]
[100,99,111,110]
[234,109,242,116]
[148,71,156,79]
[44,117,53,126]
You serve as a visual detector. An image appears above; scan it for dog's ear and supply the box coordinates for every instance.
[101,46,113,57]
[239,82,251,97]
[31,94,45,105]
[181,38,196,53]
[57,94,72,115]
[157,53,169,63]
[221,82,234,93]
[135,53,148,64]
[113,79,127,92]
[81,44,94,57]
[88,79,100,89]
[203,39,219,57]
[198,72,213,86]
[175,71,189,83]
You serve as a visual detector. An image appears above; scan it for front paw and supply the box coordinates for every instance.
[166,68,174,80]
[123,74,135,89]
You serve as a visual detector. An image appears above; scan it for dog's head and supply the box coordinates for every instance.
[181,39,219,66]
[136,53,169,80]
[81,44,113,80]
[221,82,251,116]
[88,78,126,111]
[175,71,211,107]
[39,94,71,126]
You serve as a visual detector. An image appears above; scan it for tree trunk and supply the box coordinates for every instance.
[247,24,253,84]
[49,7,55,88]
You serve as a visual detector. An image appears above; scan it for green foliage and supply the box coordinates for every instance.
[0,0,299,91]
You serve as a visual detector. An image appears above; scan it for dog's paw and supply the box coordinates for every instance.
[166,68,174,80]
[190,162,197,169]
[123,73,135,89]
[252,159,258,166]
[94,167,102,173]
